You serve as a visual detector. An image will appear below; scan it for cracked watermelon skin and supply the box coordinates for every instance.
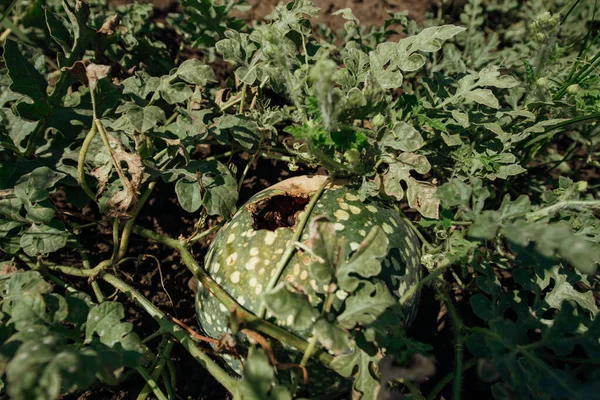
[195,175,422,394]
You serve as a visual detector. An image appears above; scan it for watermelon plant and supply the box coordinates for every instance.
[0,0,599,399]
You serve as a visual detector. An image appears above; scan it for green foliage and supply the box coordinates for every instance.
[0,270,143,400]
[0,0,599,398]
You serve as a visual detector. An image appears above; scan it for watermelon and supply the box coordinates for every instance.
[196,175,422,395]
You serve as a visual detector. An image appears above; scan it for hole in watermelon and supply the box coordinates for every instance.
[247,194,311,231]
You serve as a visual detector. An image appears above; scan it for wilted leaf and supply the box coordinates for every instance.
[406,178,440,219]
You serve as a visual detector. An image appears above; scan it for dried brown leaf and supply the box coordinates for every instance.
[98,14,121,35]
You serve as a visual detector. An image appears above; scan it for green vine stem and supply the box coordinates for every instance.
[135,365,169,400]
[0,0,18,25]
[219,93,243,112]
[137,337,175,400]
[237,135,265,192]
[166,357,177,394]
[239,82,248,114]
[132,225,335,366]
[526,200,600,221]
[72,240,105,303]
[524,112,600,148]
[426,358,477,400]
[399,261,450,306]
[111,218,120,263]
[189,223,222,243]
[403,379,426,400]
[437,285,465,400]
[116,180,157,261]
[141,329,163,344]
[257,176,332,319]
[161,369,175,400]
[77,123,98,202]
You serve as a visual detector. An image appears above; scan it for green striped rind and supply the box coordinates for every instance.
[195,182,422,392]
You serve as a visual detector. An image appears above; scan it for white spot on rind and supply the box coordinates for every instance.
[334,209,350,221]
[382,223,394,234]
[264,231,277,245]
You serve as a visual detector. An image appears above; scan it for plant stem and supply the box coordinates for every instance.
[237,138,264,192]
[166,357,177,395]
[403,379,426,400]
[161,369,174,400]
[524,113,600,148]
[137,338,175,400]
[526,200,600,221]
[136,366,169,400]
[437,285,464,400]
[219,94,243,112]
[259,151,295,163]
[116,181,157,261]
[205,150,234,162]
[142,329,163,344]
[132,226,334,366]
[426,358,477,400]
[0,0,18,25]
[296,287,336,390]
[165,110,179,126]
[538,354,600,365]
[188,223,222,243]
[77,124,98,201]
[257,176,332,318]
[401,215,438,252]
[399,262,450,305]
[239,83,248,113]
[111,218,120,263]
[73,240,105,302]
